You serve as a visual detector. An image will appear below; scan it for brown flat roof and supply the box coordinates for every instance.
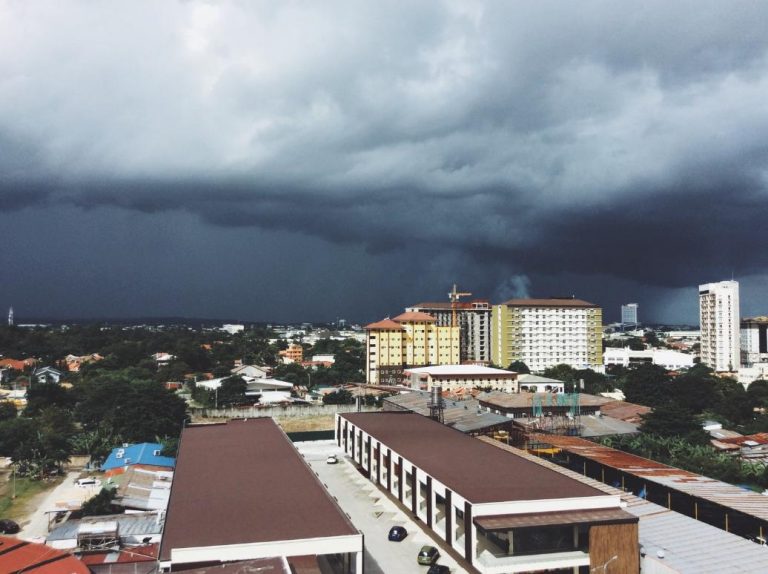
[475,508,636,531]
[160,419,358,561]
[501,298,599,308]
[341,412,604,504]
[479,391,612,409]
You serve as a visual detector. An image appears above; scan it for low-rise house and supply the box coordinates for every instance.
[479,391,612,419]
[711,433,768,462]
[517,374,565,393]
[1,536,89,573]
[0,357,36,371]
[65,353,103,372]
[404,364,519,393]
[152,352,176,366]
[102,443,176,477]
[231,364,269,379]
[109,466,174,511]
[32,366,64,384]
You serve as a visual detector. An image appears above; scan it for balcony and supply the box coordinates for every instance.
[475,549,589,574]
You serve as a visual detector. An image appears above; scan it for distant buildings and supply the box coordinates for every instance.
[491,298,603,373]
[405,299,491,362]
[741,316,768,367]
[221,323,245,334]
[364,312,459,384]
[621,302,638,326]
[699,280,740,371]
[603,347,695,371]
[279,343,304,364]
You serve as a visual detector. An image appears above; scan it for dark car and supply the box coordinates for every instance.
[427,565,450,574]
[388,525,407,541]
[0,519,20,534]
[417,545,440,565]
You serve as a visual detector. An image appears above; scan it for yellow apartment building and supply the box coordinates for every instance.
[365,311,459,384]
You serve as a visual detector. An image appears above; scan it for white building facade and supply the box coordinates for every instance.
[603,347,695,371]
[621,303,638,326]
[741,317,768,367]
[699,280,740,372]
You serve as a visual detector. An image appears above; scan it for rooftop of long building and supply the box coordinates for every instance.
[159,418,358,561]
[341,411,607,504]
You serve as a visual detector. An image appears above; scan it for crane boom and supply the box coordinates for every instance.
[448,283,472,328]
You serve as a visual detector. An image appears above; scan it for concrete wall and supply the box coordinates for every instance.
[191,404,379,419]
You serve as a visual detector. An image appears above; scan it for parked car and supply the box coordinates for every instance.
[417,545,440,565]
[388,525,408,541]
[326,454,338,465]
[427,564,450,574]
[0,519,20,534]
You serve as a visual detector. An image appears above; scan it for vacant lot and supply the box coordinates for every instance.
[0,471,64,522]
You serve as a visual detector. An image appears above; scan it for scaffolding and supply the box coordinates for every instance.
[531,393,581,436]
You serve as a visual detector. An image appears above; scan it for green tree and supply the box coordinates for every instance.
[323,389,354,405]
[0,401,17,421]
[623,363,670,407]
[217,376,248,407]
[640,404,709,444]
[81,488,123,517]
[24,383,75,417]
[507,361,530,374]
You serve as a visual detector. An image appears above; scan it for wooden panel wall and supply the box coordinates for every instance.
[589,523,639,573]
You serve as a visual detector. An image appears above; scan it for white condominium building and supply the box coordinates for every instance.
[699,280,740,372]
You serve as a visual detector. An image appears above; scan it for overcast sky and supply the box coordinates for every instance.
[2,1,768,324]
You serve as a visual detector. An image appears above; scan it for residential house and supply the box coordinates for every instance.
[102,443,176,477]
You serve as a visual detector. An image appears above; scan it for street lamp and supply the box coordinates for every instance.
[214,387,218,410]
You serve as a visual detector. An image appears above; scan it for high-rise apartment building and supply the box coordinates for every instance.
[405,300,491,362]
[491,298,603,373]
[621,303,638,326]
[365,311,459,384]
[740,316,768,367]
[699,280,740,372]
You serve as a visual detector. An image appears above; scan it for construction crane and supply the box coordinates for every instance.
[448,283,472,328]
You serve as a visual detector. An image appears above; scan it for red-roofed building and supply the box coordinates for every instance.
[0,536,89,574]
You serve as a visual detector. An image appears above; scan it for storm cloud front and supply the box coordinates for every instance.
[2,1,768,322]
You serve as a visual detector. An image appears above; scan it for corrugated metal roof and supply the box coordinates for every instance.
[479,437,768,573]
[383,392,512,433]
[529,433,768,523]
[47,513,164,542]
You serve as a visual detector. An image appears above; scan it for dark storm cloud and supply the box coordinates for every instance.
[2,0,768,310]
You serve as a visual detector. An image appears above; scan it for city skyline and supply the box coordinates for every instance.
[2,2,768,323]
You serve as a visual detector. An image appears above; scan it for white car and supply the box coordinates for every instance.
[326,454,339,465]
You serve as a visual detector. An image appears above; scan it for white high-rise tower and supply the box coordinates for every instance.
[699,280,740,371]
[7,306,12,327]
